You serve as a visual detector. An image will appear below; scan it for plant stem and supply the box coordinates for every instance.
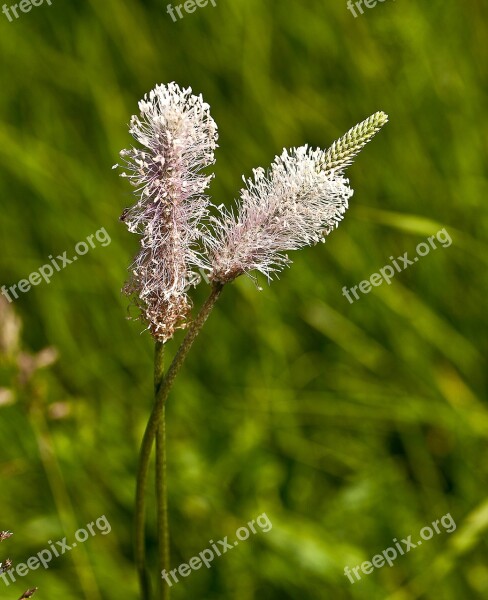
[135,283,224,599]
[135,447,152,599]
[154,341,165,393]
[154,342,170,599]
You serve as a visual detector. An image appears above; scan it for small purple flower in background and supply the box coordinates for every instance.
[116,82,218,341]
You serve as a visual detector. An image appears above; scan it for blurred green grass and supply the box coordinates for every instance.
[0,0,487,598]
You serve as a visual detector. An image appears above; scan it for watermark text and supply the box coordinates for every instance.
[162,512,272,587]
[344,512,456,584]
[342,228,452,304]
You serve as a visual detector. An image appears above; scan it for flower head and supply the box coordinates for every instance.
[116,82,218,341]
[207,146,353,282]
[207,112,388,284]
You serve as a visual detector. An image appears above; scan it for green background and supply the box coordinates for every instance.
[0,0,487,598]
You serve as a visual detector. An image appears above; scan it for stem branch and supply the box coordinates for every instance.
[135,283,223,599]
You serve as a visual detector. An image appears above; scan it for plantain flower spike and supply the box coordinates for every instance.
[207,112,388,284]
[116,82,218,341]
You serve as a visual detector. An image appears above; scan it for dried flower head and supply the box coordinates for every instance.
[0,531,13,542]
[207,112,388,284]
[0,530,37,597]
[116,82,218,341]
[19,589,38,599]
[0,557,12,574]
[0,531,12,581]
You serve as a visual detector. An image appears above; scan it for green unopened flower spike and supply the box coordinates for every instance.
[319,111,388,174]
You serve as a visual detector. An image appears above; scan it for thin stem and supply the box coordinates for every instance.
[135,283,223,600]
[152,282,223,440]
[134,342,164,600]
[156,411,169,598]
[135,421,153,600]
[154,341,165,393]
[154,343,170,599]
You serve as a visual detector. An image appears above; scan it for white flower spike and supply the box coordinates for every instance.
[116,82,218,341]
[206,111,388,284]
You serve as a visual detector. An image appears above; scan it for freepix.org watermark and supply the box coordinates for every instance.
[347,0,396,18]
[342,228,452,304]
[166,0,216,22]
[162,512,272,588]
[344,512,456,584]
[1,227,111,303]
[1,0,52,22]
[1,515,111,587]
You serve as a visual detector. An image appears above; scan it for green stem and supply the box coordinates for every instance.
[135,434,152,600]
[154,341,165,393]
[154,343,170,599]
[135,283,224,599]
